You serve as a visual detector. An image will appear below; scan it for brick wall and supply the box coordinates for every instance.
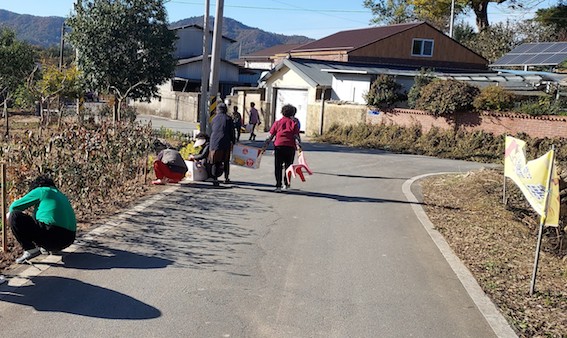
[368,108,567,139]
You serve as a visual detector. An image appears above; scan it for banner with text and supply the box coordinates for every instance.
[504,136,560,227]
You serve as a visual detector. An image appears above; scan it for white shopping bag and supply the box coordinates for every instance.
[231,144,263,169]
[184,160,208,181]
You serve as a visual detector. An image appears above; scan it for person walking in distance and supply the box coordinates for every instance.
[247,102,261,141]
[209,102,236,185]
[261,104,301,192]
[232,105,242,142]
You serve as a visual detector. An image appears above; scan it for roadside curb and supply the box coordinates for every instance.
[402,172,518,338]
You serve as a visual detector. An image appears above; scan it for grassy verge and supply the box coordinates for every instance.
[422,170,566,337]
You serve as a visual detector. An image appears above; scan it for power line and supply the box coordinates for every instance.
[165,0,368,14]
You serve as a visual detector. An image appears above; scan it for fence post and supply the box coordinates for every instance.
[1,163,6,252]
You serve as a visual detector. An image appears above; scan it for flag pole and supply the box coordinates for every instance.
[503,168,507,205]
[503,135,507,205]
[529,146,555,295]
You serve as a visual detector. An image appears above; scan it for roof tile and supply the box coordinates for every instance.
[291,22,423,52]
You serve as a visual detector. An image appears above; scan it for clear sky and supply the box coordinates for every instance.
[0,0,560,39]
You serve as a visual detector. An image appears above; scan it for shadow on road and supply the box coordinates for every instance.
[96,187,268,269]
[0,276,161,319]
[61,245,174,270]
[313,171,407,180]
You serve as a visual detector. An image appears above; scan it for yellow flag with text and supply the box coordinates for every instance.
[504,136,560,227]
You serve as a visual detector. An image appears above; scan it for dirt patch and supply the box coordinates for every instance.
[421,168,566,337]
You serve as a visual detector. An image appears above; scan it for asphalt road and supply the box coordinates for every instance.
[0,118,515,337]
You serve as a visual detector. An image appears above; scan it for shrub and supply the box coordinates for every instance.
[407,69,434,109]
[121,105,138,123]
[514,97,566,116]
[364,74,405,107]
[416,79,480,116]
[179,141,201,159]
[473,85,515,111]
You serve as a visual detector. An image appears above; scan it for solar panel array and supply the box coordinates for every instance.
[491,42,567,67]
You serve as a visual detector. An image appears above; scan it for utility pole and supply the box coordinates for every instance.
[75,0,81,119]
[199,0,211,133]
[207,0,224,131]
[449,0,455,38]
[59,21,65,70]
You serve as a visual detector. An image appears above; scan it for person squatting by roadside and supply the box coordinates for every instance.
[262,104,302,192]
[152,148,188,185]
[209,102,236,186]
[8,175,77,264]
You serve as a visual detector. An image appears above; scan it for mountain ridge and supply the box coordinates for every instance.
[0,9,314,60]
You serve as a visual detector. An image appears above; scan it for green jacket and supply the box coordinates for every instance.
[9,186,77,232]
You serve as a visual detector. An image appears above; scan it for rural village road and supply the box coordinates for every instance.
[0,116,516,337]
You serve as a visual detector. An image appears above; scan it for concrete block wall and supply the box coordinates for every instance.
[132,92,200,122]
[306,102,367,136]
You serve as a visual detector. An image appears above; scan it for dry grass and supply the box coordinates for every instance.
[421,168,567,337]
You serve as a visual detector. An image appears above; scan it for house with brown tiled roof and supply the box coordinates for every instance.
[276,21,487,72]
[240,43,305,70]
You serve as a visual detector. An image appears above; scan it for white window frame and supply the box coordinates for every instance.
[411,39,434,57]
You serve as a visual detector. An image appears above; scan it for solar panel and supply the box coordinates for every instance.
[546,54,567,64]
[543,43,566,53]
[527,54,553,64]
[493,54,517,65]
[491,42,567,67]
[509,44,534,53]
[533,42,556,53]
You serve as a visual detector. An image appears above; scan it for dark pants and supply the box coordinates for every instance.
[274,146,295,188]
[249,124,257,140]
[208,148,231,180]
[9,211,75,251]
[235,126,241,142]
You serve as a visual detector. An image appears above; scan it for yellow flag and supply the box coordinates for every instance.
[504,136,560,227]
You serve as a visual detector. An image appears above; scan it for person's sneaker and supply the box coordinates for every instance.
[152,179,164,185]
[224,178,231,184]
[213,180,220,186]
[39,247,50,255]
[15,248,41,264]
[274,187,282,193]
[282,184,290,191]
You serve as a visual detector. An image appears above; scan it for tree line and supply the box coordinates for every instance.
[0,0,176,134]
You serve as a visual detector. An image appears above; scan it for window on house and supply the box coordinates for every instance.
[412,39,434,57]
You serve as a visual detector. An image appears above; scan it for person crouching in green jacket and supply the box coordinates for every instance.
[8,175,77,264]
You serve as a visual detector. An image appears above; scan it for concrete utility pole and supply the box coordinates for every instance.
[207,0,224,131]
[59,21,65,70]
[449,0,455,38]
[199,0,211,133]
[75,0,81,119]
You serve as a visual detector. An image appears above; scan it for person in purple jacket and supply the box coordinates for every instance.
[261,104,302,192]
[247,102,261,141]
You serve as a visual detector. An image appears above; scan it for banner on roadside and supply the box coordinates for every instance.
[504,136,560,227]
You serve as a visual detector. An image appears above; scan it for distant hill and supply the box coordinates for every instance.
[0,9,314,60]
[171,16,314,60]
[0,10,65,47]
